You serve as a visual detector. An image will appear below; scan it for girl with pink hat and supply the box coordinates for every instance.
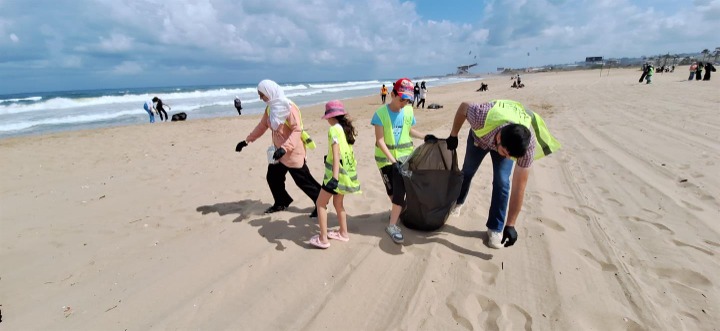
[309,100,362,249]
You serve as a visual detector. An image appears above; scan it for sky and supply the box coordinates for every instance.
[1,0,719,94]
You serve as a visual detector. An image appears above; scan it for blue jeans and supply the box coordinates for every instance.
[456,129,513,231]
[144,108,155,123]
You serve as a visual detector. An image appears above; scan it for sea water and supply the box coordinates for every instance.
[0,76,481,139]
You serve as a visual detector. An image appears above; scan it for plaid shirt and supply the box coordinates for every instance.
[467,102,535,168]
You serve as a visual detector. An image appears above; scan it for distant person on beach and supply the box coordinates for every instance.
[639,63,649,83]
[371,78,435,244]
[476,82,489,92]
[309,100,361,249]
[689,62,698,80]
[234,96,243,115]
[152,97,169,121]
[143,99,156,123]
[446,100,560,249]
[380,84,388,104]
[703,62,716,81]
[695,62,703,81]
[413,83,420,107]
[235,79,321,217]
[417,81,427,109]
[645,64,654,84]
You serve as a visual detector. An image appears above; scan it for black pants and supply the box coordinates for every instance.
[157,107,168,121]
[266,161,320,207]
[235,106,242,115]
[417,98,425,108]
[381,94,386,103]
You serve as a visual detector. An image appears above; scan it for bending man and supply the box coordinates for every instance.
[446,100,560,248]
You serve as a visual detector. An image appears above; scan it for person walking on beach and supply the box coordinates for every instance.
[695,62,703,81]
[152,97,170,121]
[417,81,427,109]
[413,83,421,107]
[380,84,388,104]
[372,78,435,244]
[143,99,156,123]
[309,100,361,249]
[645,64,654,84]
[703,62,715,81]
[639,63,649,83]
[235,80,321,217]
[446,100,560,249]
[234,96,243,115]
[689,62,698,80]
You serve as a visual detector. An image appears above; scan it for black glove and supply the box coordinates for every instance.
[272,147,286,160]
[235,140,248,152]
[446,135,458,150]
[392,161,403,174]
[424,134,438,143]
[502,226,518,247]
[325,178,339,191]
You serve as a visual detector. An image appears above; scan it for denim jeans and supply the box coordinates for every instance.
[456,129,514,231]
[144,108,155,123]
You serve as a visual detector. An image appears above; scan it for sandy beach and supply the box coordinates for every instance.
[1,68,719,330]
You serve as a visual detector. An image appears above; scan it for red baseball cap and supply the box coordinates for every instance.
[393,78,414,101]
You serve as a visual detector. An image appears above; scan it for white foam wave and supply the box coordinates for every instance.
[308,80,380,89]
[0,109,143,133]
[0,96,43,103]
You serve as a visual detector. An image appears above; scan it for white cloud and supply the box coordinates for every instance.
[98,33,134,52]
[9,33,18,42]
[111,61,142,74]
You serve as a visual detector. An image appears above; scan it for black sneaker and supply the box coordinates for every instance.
[309,208,318,219]
[264,205,288,214]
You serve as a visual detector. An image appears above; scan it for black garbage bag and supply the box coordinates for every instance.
[400,139,463,231]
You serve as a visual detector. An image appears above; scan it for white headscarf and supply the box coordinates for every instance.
[257,79,292,130]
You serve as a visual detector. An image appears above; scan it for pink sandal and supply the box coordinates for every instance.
[327,230,350,242]
[309,235,330,249]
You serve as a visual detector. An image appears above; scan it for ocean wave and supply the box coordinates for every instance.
[307,80,381,89]
[0,109,145,133]
[0,96,43,103]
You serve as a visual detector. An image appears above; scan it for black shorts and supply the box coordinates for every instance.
[379,165,406,207]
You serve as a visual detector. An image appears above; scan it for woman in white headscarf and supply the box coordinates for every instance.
[235,80,321,217]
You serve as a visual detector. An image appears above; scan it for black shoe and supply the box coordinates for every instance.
[309,209,318,219]
[264,205,288,214]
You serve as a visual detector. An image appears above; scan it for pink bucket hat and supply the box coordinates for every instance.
[322,100,347,119]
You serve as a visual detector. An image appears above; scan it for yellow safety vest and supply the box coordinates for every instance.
[265,101,316,149]
[473,100,560,160]
[324,125,361,194]
[374,105,415,168]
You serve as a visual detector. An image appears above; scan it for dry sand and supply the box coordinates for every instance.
[1,68,719,330]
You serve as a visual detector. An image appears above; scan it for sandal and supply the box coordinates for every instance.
[309,235,330,249]
[264,205,288,214]
[327,230,350,242]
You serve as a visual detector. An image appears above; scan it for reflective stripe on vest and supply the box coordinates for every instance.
[324,125,361,194]
[473,100,560,160]
[374,105,415,168]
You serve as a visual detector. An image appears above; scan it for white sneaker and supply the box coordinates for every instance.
[487,229,503,249]
[450,204,463,217]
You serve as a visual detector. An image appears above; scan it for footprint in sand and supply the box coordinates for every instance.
[446,293,503,331]
[641,208,662,219]
[652,267,712,288]
[626,216,674,235]
[467,261,500,285]
[536,217,566,232]
[671,239,715,256]
[577,249,618,272]
[606,197,624,206]
[505,304,533,331]
[564,207,590,221]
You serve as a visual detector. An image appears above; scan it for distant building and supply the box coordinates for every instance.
[585,56,603,64]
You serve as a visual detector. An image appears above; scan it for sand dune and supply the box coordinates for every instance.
[1,68,718,330]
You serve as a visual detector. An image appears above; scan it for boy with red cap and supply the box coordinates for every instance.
[371,78,437,244]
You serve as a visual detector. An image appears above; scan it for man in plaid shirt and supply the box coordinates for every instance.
[446,101,537,249]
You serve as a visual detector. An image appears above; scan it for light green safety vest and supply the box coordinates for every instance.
[265,102,316,149]
[324,125,361,194]
[374,105,415,168]
[648,67,655,76]
[473,100,560,160]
